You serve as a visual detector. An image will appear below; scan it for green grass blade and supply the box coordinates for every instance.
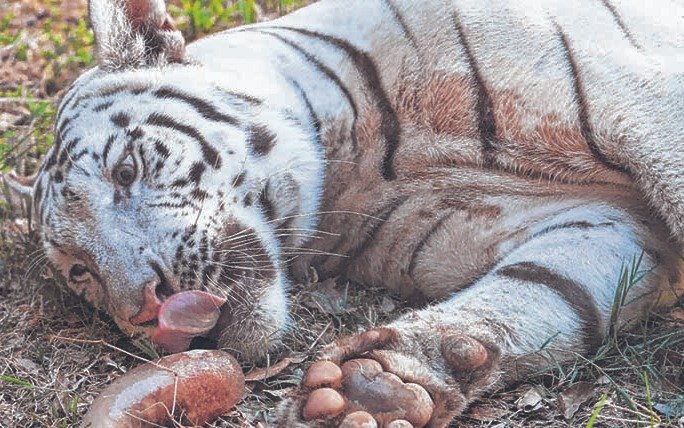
[585,393,608,428]
[0,374,35,389]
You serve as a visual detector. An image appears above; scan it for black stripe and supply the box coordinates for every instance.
[137,145,148,179]
[71,148,89,162]
[171,177,192,188]
[42,124,65,172]
[233,172,246,187]
[58,138,80,166]
[599,0,642,50]
[61,186,80,202]
[111,112,130,128]
[259,184,277,222]
[188,162,205,185]
[383,0,421,54]
[58,116,72,138]
[555,24,626,173]
[214,87,263,105]
[93,100,114,112]
[341,196,410,269]
[55,84,78,123]
[191,188,208,200]
[42,152,56,173]
[145,201,195,209]
[126,127,145,141]
[451,12,497,165]
[255,30,358,150]
[102,135,115,167]
[70,84,150,110]
[101,84,150,98]
[153,139,171,159]
[248,124,277,156]
[408,212,455,276]
[498,262,603,351]
[530,220,615,241]
[71,86,125,111]
[289,77,321,141]
[153,87,239,125]
[270,26,401,180]
[145,113,222,169]
[153,160,164,175]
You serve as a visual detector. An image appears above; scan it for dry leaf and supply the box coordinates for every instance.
[595,375,611,385]
[465,404,508,421]
[671,307,684,321]
[558,381,595,419]
[516,386,544,412]
[302,278,349,315]
[379,296,397,314]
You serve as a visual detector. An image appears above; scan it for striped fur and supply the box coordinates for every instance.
[27,0,684,424]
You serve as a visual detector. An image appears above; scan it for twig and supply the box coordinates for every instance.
[49,335,174,374]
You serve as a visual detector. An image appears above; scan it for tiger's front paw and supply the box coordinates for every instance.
[301,357,433,427]
[280,327,499,427]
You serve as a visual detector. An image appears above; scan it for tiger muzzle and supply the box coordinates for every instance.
[128,276,228,352]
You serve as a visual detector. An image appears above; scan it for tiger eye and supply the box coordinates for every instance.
[114,162,137,186]
[69,264,91,283]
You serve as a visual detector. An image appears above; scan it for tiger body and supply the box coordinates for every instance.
[16,0,684,425]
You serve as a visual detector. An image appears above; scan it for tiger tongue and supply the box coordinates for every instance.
[151,291,227,353]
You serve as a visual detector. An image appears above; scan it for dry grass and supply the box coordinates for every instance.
[1,1,683,427]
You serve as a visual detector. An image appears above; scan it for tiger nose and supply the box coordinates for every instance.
[129,279,171,325]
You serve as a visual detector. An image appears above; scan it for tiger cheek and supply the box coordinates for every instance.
[46,248,105,307]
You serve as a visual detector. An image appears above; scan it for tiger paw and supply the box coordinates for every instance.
[283,327,499,427]
[302,358,434,427]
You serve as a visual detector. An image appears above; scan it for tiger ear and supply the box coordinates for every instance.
[88,0,185,70]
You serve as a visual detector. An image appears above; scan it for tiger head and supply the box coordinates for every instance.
[10,0,323,361]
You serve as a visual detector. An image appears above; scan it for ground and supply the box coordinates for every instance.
[0,1,683,427]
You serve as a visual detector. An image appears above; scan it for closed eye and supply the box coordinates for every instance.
[69,264,92,283]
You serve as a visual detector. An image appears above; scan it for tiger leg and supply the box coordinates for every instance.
[279,203,682,427]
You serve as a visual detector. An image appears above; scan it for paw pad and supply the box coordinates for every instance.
[303,360,343,389]
[339,411,377,427]
[302,387,346,420]
[302,358,434,427]
[441,335,488,372]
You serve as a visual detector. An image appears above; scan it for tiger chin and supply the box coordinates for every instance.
[5,0,684,426]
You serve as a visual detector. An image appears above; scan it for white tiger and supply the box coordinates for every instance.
[5,0,684,426]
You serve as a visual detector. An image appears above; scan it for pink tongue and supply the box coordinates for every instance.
[150,291,227,353]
